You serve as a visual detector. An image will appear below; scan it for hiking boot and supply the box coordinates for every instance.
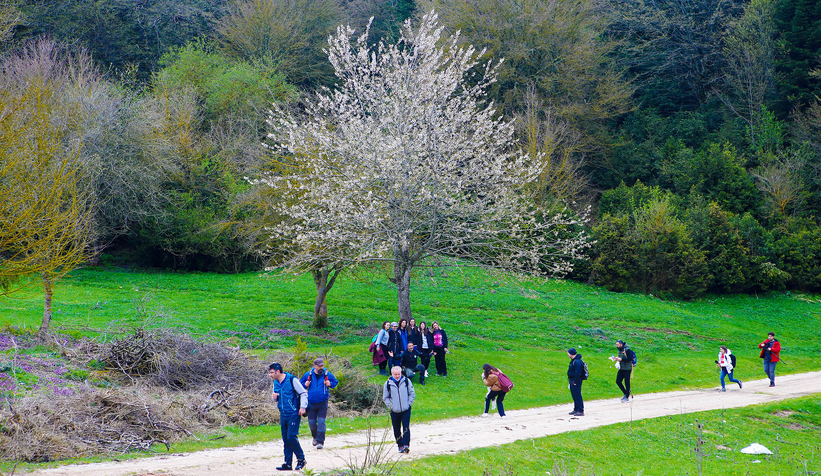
[316,443,324,450]
[312,438,317,446]
[769,383,775,387]
[738,381,743,389]
[398,446,405,453]
[620,396,629,403]
[574,412,585,416]
[569,411,577,415]
[295,459,307,471]
[276,462,293,471]
[403,446,410,453]
[719,388,726,392]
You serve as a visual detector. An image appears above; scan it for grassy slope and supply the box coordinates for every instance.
[1,267,820,471]
[397,396,821,476]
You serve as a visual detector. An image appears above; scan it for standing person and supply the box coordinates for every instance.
[300,358,339,450]
[715,345,742,391]
[567,348,585,416]
[399,342,426,385]
[759,332,781,387]
[375,321,391,375]
[407,318,420,351]
[269,363,308,471]
[480,364,507,418]
[431,321,449,377]
[608,340,633,402]
[387,322,403,368]
[416,321,433,378]
[398,318,409,350]
[383,365,415,453]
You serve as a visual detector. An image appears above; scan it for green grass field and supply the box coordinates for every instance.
[1,266,820,473]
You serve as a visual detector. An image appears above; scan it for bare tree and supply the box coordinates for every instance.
[261,12,590,323]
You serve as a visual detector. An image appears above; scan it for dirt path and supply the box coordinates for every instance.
[32,371,821,476]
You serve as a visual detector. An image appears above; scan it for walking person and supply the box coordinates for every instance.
[480,364,508,418]
[416,321,433,378]
[399,342,426,385]
[383,365,416,453]
[269,363,308,471]
[715,345,742,392]
[567,348,585,416]
[300,358,339,450]
[759,332,781,387]
[608,340,633,402]
[431,321,449,377]
[375,321,391,375]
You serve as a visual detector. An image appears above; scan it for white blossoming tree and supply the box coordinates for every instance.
[262,11,590,324]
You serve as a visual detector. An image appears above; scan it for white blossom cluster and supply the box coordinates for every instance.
[260,11,589,280]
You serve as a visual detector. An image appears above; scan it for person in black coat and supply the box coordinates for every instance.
[399,342,426,385]
[567,348,585,416]
[415,321,434,377]
[431,321,449,377]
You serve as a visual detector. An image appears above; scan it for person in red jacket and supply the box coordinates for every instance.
[758,332,781,387]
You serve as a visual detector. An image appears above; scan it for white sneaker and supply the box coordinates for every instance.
[481,413,490,417]
[499,415,506,419]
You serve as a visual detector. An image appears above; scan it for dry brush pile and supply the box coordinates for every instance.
[0,328,382,462]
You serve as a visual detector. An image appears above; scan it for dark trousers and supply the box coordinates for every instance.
[433,347,447,376]
[616,369,632,397]
[570,381,584,413]
[280,415,304,464]
[307,400,329,443]
[420,350,432,371]
[763,360,777,384]
[390,408,412,448]
[403,364,426,383]
[484,390,506,416]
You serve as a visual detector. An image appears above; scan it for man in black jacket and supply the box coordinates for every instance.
[567,348,585,416]
[399,343,426,385]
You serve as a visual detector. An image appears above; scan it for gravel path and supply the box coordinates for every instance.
[32,371,821,475]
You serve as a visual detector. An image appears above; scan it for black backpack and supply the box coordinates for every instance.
[730,353,737,367]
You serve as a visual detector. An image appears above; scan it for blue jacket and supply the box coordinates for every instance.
[300,368,339,404]
[273,372,308,418]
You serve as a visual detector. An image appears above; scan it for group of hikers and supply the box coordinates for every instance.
[266,329,783,471]
[369,318,450,383]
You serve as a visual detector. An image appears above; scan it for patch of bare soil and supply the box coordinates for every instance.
[31,371,821,476]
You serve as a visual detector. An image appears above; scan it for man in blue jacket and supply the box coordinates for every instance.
[269,362,308,471]
[567,348,585,416]
[300,358,339,450]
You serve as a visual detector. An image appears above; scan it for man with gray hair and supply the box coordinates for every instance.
[383,365,416,453]
[269,362,308,471]
[300,358,338,449]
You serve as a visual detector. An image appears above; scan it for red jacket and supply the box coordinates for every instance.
[759,339,781,362]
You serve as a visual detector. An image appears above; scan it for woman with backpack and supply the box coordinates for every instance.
[375,321,391,376]
[431,321,449,377]
[481,364,510,418]
[716,345,742,391]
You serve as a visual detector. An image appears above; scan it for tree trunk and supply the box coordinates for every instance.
[40,274,53,336]
[311,266,341,329]
[312,268,329,329]
[394,260,413,323]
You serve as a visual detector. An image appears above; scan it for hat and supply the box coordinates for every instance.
[567,348,577,355]
[268,362,283,371]
[313,358,324,366]
[391,321,399,327]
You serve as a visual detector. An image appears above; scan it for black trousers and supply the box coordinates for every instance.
[570,381,584,413]
[433,347,447,375]
[616,369,632,397]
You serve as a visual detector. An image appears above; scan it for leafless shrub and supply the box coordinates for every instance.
[0,329,382,462]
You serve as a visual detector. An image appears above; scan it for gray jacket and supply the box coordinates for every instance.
[383,376,415,413]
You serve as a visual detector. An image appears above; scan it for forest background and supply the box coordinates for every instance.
[2,0,821,307]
